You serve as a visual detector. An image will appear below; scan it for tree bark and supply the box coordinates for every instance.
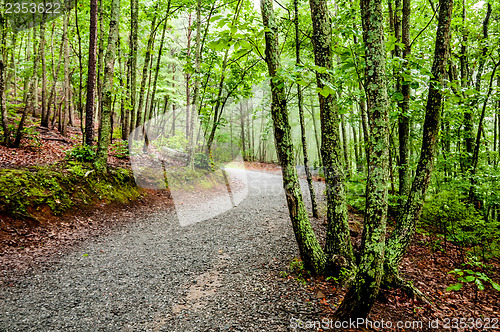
[334,0,390,319]
[398,0,411,199]
[39,15,48,127]
[309,0,354,275]
[84,0,98,146]
[295,0,318,218]
[128,0,139,136]
[261,0,326,274]
[0,13,10,146]
[62,7,70,136]
[95,0,120,170]
[384,0,454,279]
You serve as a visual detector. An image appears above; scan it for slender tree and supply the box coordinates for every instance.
[384,0,454,281]
[261,0,326,274]
[96,0,120,170]
[295,0,318,218]
[84,0,99,145]
[309,0,354,275]
[334,0,390,319]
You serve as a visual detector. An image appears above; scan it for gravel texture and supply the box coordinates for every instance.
[0,170,326,331]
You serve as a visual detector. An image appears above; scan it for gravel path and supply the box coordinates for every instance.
[0,170,326,331]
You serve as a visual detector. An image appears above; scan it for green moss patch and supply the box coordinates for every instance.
[0,162,141,220]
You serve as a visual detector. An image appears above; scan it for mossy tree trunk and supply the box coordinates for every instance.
[309,0,354,275]
[0,13,9,146]
[95,0,120,171]
[127,0,139,136]
[334,0,390,319]
[62,7,70,137]
[261,0,326,275]
[384,0,454,280]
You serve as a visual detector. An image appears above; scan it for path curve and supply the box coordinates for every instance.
[0,170,324,331]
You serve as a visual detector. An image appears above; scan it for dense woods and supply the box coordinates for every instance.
[1,0,499,319]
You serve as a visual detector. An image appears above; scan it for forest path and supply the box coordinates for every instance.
[0,170,325,331]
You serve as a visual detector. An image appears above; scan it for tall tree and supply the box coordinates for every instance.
[128,0,139,135]
[62,5,70,136]
[0,12,10,146]
[261,0,326,274]
[384,0,454,281]
[96,0,120,170]
[134,10,158,131]
[398,0,411,199]
[334,0,390,319]
[295,0,318,218]
[39,14,48,127]
[84,0,99,146]
[309,0,354,275]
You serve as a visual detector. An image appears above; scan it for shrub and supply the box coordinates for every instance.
[420,191,487,246]
[110,140,129,159]
[65,144,96,162]
[194,153,212,170]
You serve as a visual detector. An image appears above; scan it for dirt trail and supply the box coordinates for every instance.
[0,169,325,331]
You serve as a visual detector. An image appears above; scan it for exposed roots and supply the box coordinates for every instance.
[391,275,436,310]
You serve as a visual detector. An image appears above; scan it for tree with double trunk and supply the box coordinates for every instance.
[261,0,326,275]
[384,0,454,284]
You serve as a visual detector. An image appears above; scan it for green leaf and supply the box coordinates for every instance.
[491,282,500,292]
[394,92,404,101]
[464,275,475,282]
[82,253,89,257]
[296,79,307,86]
[475,279,484,291]
[446,283,463,291]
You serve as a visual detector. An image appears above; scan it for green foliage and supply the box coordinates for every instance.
[110,140,129,159]
[0,162,140,219]
[21,126,41,148]
[289,258,309,286]
[193,153,212,170]
[345,173,366,212]
[420,191,489,246]
[447,259,500,293]
[65,144,96,162]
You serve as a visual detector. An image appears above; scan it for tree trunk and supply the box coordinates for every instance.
[39,15,48,127]
[95,0,120,170]
[96,0,104,127]
[62,8,70,136]
[334,0,390,319]
[0,14,10,146]
[148,4,170,143]
[261,0,326,274]
[384,0,454,280]
[84,0,98,146]
[295,0,318,218]
[309,0,354,275]
[127,0,139,136]
[341,113,350,176]
[75,4,84,141]
[134,11,157,131]
[239,102,246,160]
[398,0,411,199]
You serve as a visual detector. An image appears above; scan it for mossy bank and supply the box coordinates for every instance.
[0,161,226,226]
[0,162,142,223]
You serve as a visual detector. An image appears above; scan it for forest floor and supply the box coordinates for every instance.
[0,126,499,331]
